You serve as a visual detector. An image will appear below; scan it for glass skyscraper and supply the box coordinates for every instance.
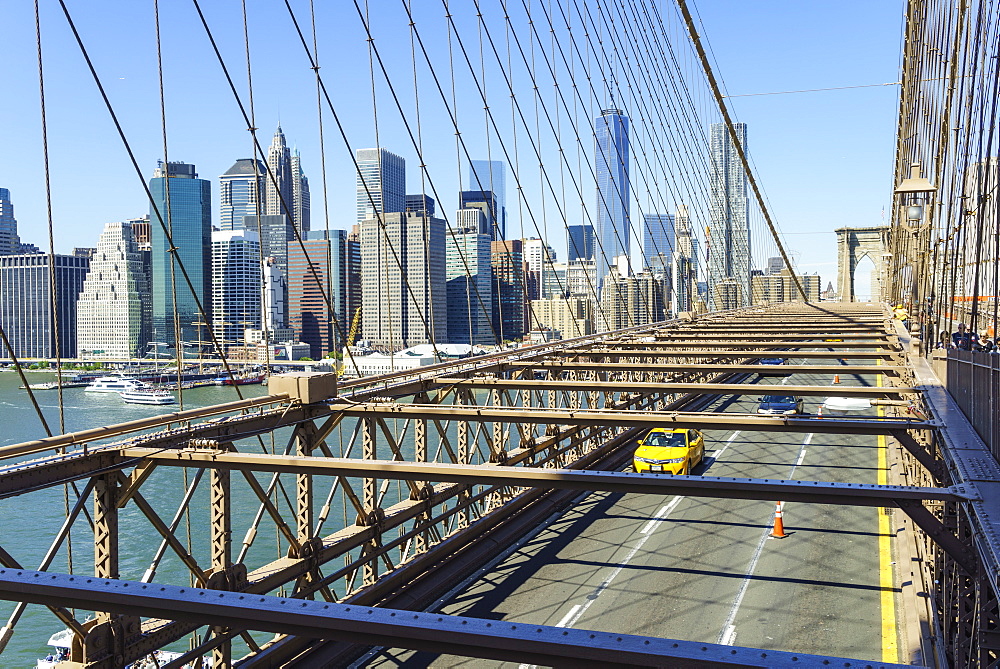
[567,224,594,262]
[0,188,20,256]
[219,158,265,231]
[150,161,212,348]
[356,148,405,223]
[458,190,500,238]
[708,122,750,309]
[594,109,630,292]
[211,228,262,349]
[447,210,494,345]
[469,160,506,239]
[287,229,352,358]
[642,213,676,271]
[0,253,89,357]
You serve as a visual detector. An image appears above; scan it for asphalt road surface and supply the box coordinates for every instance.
[361,356,899,667]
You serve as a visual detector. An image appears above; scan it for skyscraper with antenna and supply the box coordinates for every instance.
[265,126,310,236]
[594,108,630,294]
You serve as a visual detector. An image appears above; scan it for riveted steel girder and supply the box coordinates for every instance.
[568,350,899,359]
[326,403,934,434]
[0,568,917,669]
[118,449,967,508]
[576,340,897,349]
[430,378,915,398]
[503,361,904,375]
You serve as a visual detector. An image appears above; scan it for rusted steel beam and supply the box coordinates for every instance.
[118,449,966,507]
[0,451,122,500]
[0,568,914,669]
[431,378,914,398]
[568,350,898,359]
[503,362,903,375]
[573,340,897,349]
[323,403,933,434]
[0,394,291,462]
[654,326,884,332]
[611,334,890,341]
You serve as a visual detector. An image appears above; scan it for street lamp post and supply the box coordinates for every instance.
[894,162,938,349]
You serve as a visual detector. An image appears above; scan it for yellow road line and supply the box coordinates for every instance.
[877,369,898,662]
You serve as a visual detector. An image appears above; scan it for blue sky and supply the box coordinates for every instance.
[0,1,903,290]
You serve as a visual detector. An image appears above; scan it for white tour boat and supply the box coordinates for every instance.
[120,388,176,405]
[38,627,189,668]
[84,376,147,393]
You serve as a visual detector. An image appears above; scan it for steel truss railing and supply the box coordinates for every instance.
[0,303,983,667]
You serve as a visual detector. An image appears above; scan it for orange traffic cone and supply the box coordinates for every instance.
[833,374,841,384]
[770,502,787,539]
[817,405,823,419]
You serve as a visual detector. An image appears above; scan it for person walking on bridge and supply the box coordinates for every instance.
[951,322,981,351]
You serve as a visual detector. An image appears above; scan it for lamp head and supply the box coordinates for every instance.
[895,162,937,194]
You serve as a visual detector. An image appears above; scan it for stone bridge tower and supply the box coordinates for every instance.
[835,226,890,302]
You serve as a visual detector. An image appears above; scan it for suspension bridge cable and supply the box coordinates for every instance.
[674,0,806,302]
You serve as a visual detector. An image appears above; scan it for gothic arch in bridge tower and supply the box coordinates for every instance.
[835,226,890,302]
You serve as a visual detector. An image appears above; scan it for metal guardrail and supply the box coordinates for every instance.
[946,349,1000,460]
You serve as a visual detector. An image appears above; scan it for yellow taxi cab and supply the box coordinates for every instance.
[824,337,844,342]
[633,427,705,475]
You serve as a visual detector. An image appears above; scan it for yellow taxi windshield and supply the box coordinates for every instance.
[644,431,686,448]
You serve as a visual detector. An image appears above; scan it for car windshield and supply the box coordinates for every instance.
[762,395,795,403]
[644,431,686,447]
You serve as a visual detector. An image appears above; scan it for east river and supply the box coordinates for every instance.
[0,370,283,666]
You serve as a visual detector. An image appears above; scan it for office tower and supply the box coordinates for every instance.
[671,254,694,314]
[405,194,436,217]
[262,257,285,333]
[522,238,555,301]
[211,229,262,350]
[356,148,406,223]
[643,213,676,271]
[129,215,151,246]
[360,211,446,350]
[458,190,500,238]
[291,149,310,234]
[491,239,525,340]
[243,214,294,327]
[567,224,594,262]
[0,253,89,357]
[752,269,821,305]
[76,221,148,359]
[594,108,630,292]
[266,126,294,218]
[346,226,361,344]
[447,212,493,345]
[219,158,266,231]
[73,248,96,259]
[767,256,785,274]
[149,161,211,348]
[566,259,598,297]
[598,268,668,332]
[288,230,352,358]
[469,160,506,239]
[130,216,154,348]
[708,122,750,309]
[0,188,20,256]
[522,238,555,274]
[671,205,695,315]
[529,297,593,338]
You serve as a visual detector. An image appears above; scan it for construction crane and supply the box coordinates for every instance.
[346,307,362,348]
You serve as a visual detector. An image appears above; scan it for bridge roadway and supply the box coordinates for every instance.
[363,355,900,667]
